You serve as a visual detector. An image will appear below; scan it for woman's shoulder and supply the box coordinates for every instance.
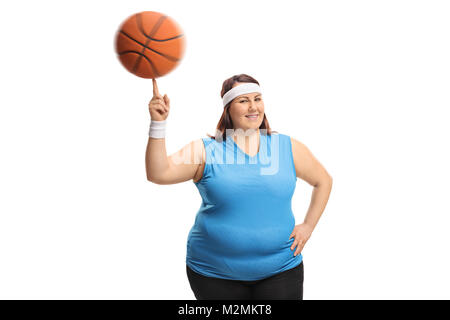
[200,136,217,148]
[192,136,216,162]
[270,132,304,149]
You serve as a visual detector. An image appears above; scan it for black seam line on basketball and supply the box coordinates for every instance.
[132,14,167,75]
[119,51,159,77]
[132,13,155,73]
[119,30,181,62]
[137,14,169,41]
[121,29,184,43]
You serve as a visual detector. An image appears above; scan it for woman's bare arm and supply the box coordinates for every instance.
[145,78,204,185]
[146,138,204,185]
[291,137,333,229]
[288,137,333,256]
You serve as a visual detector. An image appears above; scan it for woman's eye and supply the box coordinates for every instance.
[240,98,260,103]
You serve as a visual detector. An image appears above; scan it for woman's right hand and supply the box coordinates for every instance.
[148,78,170,121]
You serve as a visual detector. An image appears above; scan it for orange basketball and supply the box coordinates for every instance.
[114,11,186,79]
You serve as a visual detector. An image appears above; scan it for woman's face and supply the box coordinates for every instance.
[228,82,265,132]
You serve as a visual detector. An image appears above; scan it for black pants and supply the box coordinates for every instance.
[186,261,303,300]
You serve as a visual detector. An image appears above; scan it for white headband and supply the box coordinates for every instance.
[222,83,262,107]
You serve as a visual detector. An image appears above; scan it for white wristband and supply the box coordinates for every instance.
[149,119,166,138]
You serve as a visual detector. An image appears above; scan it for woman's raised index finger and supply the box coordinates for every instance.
[152,78,160,96]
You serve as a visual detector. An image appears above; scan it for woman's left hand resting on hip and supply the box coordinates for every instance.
[289,223,314,256]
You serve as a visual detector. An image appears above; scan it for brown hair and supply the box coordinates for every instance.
[207,74,277,141]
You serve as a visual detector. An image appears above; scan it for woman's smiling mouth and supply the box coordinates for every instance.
[245,114,259,120]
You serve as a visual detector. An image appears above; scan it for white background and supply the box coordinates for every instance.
[0,0,449,299]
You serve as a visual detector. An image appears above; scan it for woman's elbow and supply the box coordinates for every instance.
[147,172,163,184]
[316,174,332,188]
[147,175,165,185]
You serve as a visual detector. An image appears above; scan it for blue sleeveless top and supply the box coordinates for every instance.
[186,130,302,281]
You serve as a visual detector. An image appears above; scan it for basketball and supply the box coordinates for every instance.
[114,11,186,79]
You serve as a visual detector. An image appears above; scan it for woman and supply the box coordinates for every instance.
[146,74,333,300]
